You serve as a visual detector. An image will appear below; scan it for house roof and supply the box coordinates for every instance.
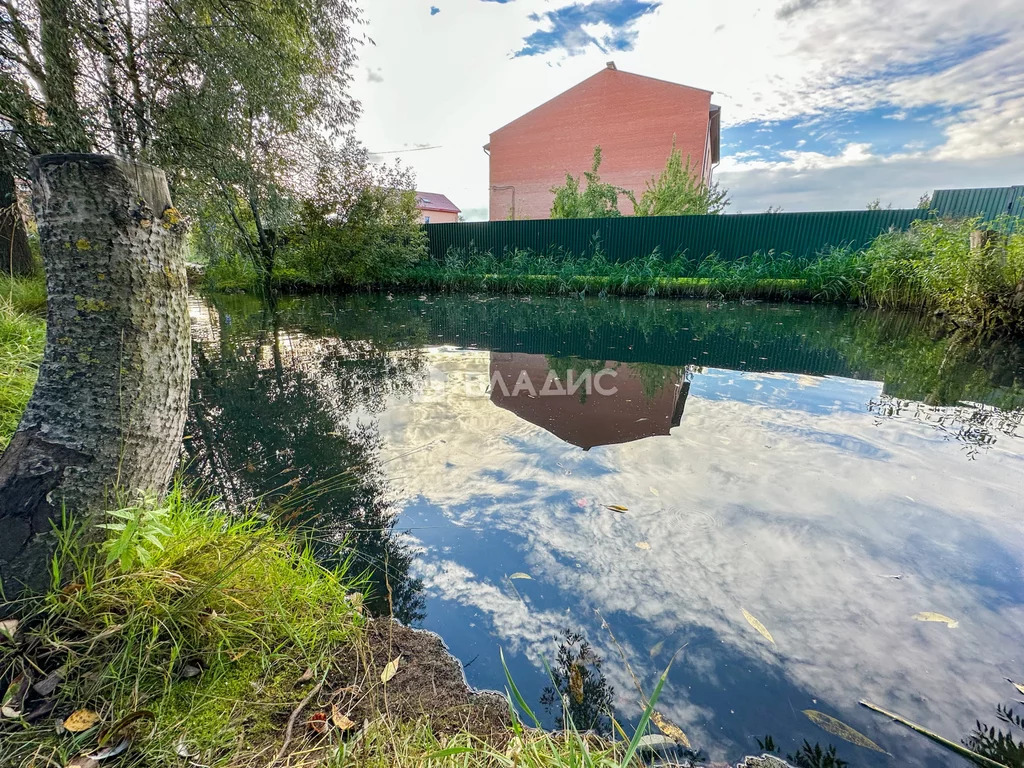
[415,192,461,214]
[488,66,714,138]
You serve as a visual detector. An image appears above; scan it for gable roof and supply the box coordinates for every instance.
[415,191,461,214]
[488,66,714,138]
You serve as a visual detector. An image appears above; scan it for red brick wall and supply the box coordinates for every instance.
[488,68,712,221]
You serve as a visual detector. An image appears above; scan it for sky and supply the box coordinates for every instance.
[350,0,1024,219]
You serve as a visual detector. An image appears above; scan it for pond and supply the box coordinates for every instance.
[185,293,1024,767]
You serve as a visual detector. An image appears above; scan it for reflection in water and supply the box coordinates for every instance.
[489,353,691,449]
[187,293,1024,767]
[539,628,614,734]
[185,296,427,623]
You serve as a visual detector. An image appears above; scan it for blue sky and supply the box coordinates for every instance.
[351,0,1024,217]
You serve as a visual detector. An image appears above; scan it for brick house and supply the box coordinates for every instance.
[415,192,461,224]
[484,63,720,221]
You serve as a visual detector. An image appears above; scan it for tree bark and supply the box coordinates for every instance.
[0,154,190,609]
[0,168,33,276]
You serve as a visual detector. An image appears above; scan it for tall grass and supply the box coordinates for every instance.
[0,276,46,448]
[394,216,1024,334]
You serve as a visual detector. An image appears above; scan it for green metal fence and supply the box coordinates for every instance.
[425,209,925,263]
[931,186,1024,220]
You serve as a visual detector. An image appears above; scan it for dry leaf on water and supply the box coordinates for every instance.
[1007,679,1024,696]
[913,612,959,628]
[604,504,629,513]
[381,656,401,684]
[649,639,665,658]
[741,608,776,646]
[331,704,355,730]
[651,710,691,748]
[649,487,660,496]
[508,573,532,581]
[804,710,886,753]
[63,709,101,733]
[635,541,651,550]
[569,664,584,704]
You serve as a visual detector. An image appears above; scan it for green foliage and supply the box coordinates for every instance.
[0,279,45,448]
[98,492,174,572]
[1,484,365,766]
[633,142,729,216]
[758,735,849,768]
[550,147,625,219]
[278,146,427,288]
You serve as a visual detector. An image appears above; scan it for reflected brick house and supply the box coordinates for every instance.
[415,191,461,224]
[484,62,720,221]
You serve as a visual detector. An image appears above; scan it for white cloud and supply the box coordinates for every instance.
[351,0,1024,215]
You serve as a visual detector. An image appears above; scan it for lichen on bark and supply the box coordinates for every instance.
[0,154,190,610]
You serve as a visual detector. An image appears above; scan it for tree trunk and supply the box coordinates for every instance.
[0,169,34,276]
[0,154,190,609]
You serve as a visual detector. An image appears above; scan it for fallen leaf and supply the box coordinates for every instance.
[64,709,101,733]
[604,504,629,513]
[2,674,29,718]
[307,712,328,734]
[179,664,202,679]
[296,667,314,685]
[346,593,364,614]
[635,541,651,550]
[649,639,665,658]
[508,573,532,581]
[331,704,355,730]
[1007,679,1024,696]
[742,608,776,646]
[175,738,199,759]
[651,710,691,748]
[569,663,584,704]
[0,618,18,641]
[913,612,959,628]
[381,656,401,683]
[33,669,64,697]
[65,757,100,768]
[87,737,131,760]
[804,710,886,753]
[649,487,660,496]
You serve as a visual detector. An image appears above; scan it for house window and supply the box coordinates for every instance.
[424,216,430,223]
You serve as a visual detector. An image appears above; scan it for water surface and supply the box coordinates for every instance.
[186,293,1024,766]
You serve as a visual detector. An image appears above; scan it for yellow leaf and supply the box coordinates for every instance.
[605,504,629,513]
[651,710,691,748]
[649,639,665,658]
[64,709,101,733]
[649,487,660,496]
[635,541,651,550]
[804,710,886,753]
[508,573,532,580]
[569,664,584,704]
[742,608,776,646]
[331,704,355,730]
[1009,680,1024,696]
[913,612,959,628]
[381,656,401,684]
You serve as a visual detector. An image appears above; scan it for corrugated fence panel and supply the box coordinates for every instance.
[932,187,1022,220]
[425,209,924,264]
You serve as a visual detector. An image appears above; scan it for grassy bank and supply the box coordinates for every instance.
[0,275,46,448]
[204,215,1024,336]
[0,488,679,768]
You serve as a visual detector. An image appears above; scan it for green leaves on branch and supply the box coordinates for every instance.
[549,142,729,220]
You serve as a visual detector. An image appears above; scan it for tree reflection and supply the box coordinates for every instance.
[185,300,428,624]
[539,628,614,734]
